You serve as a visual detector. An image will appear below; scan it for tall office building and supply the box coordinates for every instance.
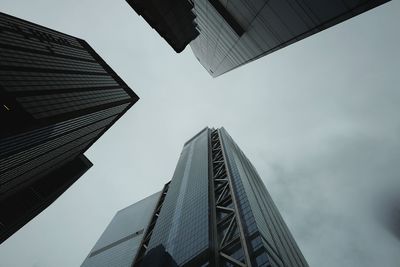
[82,128,308,267]
[81,191,163,267]
[0,12,138,243]
[128,0,390,77]
[0,155,93,243]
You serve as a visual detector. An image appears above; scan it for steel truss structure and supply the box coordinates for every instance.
[132,182,170,267]
[209,129,251,267]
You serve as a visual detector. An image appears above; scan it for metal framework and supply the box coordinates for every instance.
[132,182,170,267]
[209,129,251,267]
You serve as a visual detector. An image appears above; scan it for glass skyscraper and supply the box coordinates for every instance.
[81,191,163,267]
[82,128,308,267]
[0,155,93,244]
[0,12,138,243]
[128,0,390,77]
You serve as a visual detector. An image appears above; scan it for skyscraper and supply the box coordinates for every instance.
[126,0,199,53]
[128,0,390,77]
[0,12,138,243]
[82,128,308,267]
[0,155,93,243]
[81,191,164,267]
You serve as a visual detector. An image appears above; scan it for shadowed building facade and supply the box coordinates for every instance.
[0,12,138,243]
[82,128,308,267]
[128,0,390,77]
[0,155,92,243]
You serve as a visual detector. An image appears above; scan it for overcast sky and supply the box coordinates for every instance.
[1,1,399,266]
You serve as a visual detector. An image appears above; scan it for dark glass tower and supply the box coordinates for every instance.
[83,128,308,267]
[126,0,199,53]
[0,155,93,243]
[0,12,138,243]
[128,0,390,77]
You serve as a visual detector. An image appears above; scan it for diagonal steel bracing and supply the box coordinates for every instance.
[209,129,251,267]
[132,182,170,267]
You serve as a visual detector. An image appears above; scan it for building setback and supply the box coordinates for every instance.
[0,12,138,243]
[82,128,308,267]
[128,0,390,77]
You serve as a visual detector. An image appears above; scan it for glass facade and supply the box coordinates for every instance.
[219,128,308,267]
[190,0,390,77]
[0,12,138,243]
[127,0,390,77]
[127,0,199,53]
[85,128,307,266]
[81,192,161,267]
[0,155,92,244]
[144,128,210,266]
[156,127,308,266]
[0,12,138,197]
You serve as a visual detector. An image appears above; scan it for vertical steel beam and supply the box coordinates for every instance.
[207,128,219,267]
[217,129,252,266]
[132,182,170,267]
[208,129,251,267]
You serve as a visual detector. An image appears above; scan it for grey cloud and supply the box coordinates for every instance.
[0,0,399,266]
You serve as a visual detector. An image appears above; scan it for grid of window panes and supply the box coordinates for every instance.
[0,15,104,73]
[0,104,128,159]
[0,13,82,47]
[190,0,390,77]
[0,47,106,73]
[0,103,129,196]
[219,128,308,267]
[0,12,134,121]
[16,88,130,119]
[145,129,209,265]
[218,128,270,266]
[0,71,119,92]
[1,121,107,194]
[0,155,92,244]
[81,192,161,267]
[0,12,136,199]
[189,0,239,76]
